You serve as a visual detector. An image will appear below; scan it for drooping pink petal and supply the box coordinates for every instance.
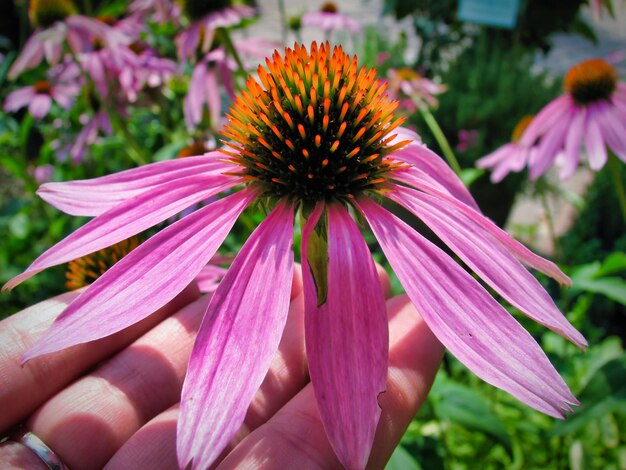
[184,62,207,130]
[387,184,586,347]
[23,188,256,362]
[178,200,295,470]
[584,105,607,170]
[391,180,570,285]
[37,153,236,216]
[520,96,572,146]
[4,87,36,112]
[560,107,585,180]
[8,31,45,79]
[598,104,626,161]
[301,203,388,470]
[391,142,479,210]
[4,174,239,290]
[28,94,52,119]
[357,197,578,418]
[529,110,574,180]
[205,68,221,128]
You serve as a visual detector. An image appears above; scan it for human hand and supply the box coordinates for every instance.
[0,266,443,469]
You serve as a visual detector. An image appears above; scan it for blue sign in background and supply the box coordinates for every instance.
[458,0,521,29]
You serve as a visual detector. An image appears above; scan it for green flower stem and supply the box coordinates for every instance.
[418,105,462,176]
[216,28,247,83]
[608,152,626,224]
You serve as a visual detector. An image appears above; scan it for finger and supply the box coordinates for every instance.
[216,295,443,469]
[106,266,391,469]
[22,293,211,470]
[0,441,48,470]
[0,283,199,434]
[105,292,307,470]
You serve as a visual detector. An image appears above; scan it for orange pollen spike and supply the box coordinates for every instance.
[302,148,310,158]
[285,139,296,151]
[352,126,367,142]
[330,140,340,152]
[339,102,349,120]
[315,135,322,148]
[295,95,304,114]
[337,122,347,138]
[308,104,315,123]
[323,97,331,115]
[323,115,329,132]
[283,112,295,129]
[322,159,329,167]
[298,123,306,139]
[346,147,360,159]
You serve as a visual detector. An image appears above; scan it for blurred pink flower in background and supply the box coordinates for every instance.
[456,129,480,152]
[302,2,361,34]
[386,67,447,111]
[129,0,180,23]
[30,164,55,184]
[69,110,112,163]
[477,116,536,183]
[4,80,78,119]
[519,58,626,180]
[176,3,255,61]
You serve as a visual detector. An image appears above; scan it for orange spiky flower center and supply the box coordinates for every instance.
[511,115,534,143]
[321,2,338,13]
[34,80,53,95]
[564,58,618,105]
[29,0,75,28]
[66,237,141,290]
[221,42,409,203]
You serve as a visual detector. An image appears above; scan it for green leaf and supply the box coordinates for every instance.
[573,278,626,306]
[551,358,626,437]
[385,445,421,470]
[431,377,512,452]
[459,168,485,187]
[596,252,626,277]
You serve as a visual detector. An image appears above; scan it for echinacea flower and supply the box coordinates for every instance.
[8,0,128,80]
[477,115,536,183]
[5,43,585,470]
[4,80,78,119]
[69,109,112,163]
[302,2,361,34]
[519,58,626,180]
[176,0,255,61]
[386,67,447,111]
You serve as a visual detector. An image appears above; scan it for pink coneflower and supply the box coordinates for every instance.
[129,0,180,23]
[69,109,112,163]
[8,0,127,80]
[184,47,235,130]
[176,0,255,61]
[302,2,361,34]
[30,164,55,183]
[5,43,584,470]
[4,80,78,119]
[477,115,536,183]
[386,67,447,111]
[457,129,480,152]
[519,58,626,180]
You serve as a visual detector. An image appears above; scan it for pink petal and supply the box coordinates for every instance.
[520,96,572,146]
[194,264,227,293]
[4,174,238,290]
[178,200,295,469]
[598,105,626,161]
[529,110,574,180]
[301,203,388,470]
[393,180,570,285]
[37,153,236,216]
[205,68,221,128]
[4,87,36,112]
[560,107,585,180]
[357,197,578,418]
[28,94,52,119]
[391,142,479,210]
[23,188,255,361]
[8,31,45,79]
[387,184,586,347]
[184,63,207,130]
[584,105,607,170]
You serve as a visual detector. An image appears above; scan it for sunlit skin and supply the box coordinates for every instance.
[221,42,410,203]
[564,58,618,105]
